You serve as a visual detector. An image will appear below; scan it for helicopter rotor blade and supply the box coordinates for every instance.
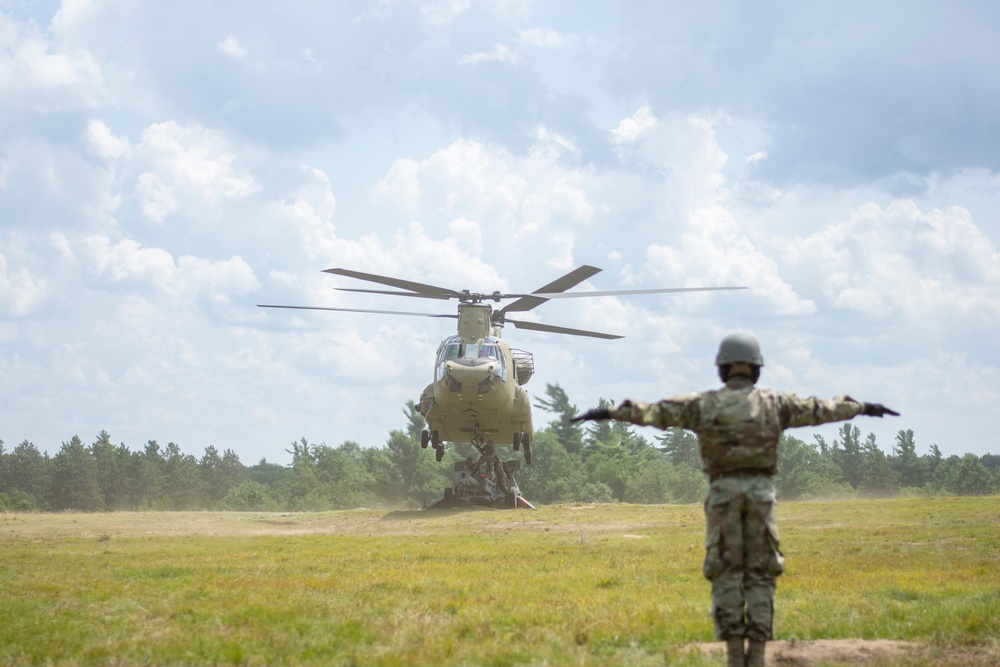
[334,287,454,300]
[258,304,458,319]
[323,268,464,299]
[271,269,747,339]
[527,285,748,299]
[505,318,623,340]
[499,265,603,314]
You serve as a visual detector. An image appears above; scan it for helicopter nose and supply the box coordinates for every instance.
[446,361,495,381]
[445,361,497,393]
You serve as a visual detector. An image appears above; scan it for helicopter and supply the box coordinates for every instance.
[260,265,745,509]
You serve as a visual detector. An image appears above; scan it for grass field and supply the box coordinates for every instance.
[1,497,998,666]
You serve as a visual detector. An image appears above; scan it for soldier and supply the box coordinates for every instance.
[572,332,898,667]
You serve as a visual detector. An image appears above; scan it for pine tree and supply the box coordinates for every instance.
[51,436,104,511]
[859,432,900,496]
[656,428,700,468]
[90,431,129,511]
[890,429,922,488]
[533,383,583,454]
[831,423,863,489]
[7,440,51,509]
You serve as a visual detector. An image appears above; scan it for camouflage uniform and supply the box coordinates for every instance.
[610,375,864,641]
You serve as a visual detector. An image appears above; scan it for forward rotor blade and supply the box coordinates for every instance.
[258,304,457,319]
[506,318,623,340]
[334,287,453,300]
[500,265,603,314]
[527,286,748,299]
[323,268,464,299]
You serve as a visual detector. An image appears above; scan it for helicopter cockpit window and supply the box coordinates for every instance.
[438,337,502,362]
[480,337,507,381]
[463,344,500,360]
[442,342,464,360]
[435,337,507,382]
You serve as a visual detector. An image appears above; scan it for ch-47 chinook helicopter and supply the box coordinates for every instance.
[260,265,745,509]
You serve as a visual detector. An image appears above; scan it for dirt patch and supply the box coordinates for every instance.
[691,639,997,666]
[765,639,914,665]
[380,508,494,521]
[693,639,913,665]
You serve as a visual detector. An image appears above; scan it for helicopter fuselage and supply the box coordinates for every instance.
[418,304,534,447]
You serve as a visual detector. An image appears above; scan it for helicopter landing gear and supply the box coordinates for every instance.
[424,429,444,460]
[513,431,531,464]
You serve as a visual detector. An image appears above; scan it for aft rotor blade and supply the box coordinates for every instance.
[323,268,464,298]
[258,304,458,319]
[528,286,748,299]
[506,318,623,340]
[500,265,603,314]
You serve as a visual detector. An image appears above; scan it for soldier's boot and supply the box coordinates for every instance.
[725,637,745,667]
[746,639,766,667]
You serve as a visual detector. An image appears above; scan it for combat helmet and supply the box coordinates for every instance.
[716,332,763,383]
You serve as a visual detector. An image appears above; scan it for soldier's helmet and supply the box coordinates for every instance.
[715,333,763,383]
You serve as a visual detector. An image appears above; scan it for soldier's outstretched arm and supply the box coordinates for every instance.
[573,397,701,431]
[861,402,900,417]
[570,407,611,422]
[782,394,899,428]
[571,399,642,423]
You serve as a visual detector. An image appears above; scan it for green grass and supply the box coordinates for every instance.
[1,498,998,665]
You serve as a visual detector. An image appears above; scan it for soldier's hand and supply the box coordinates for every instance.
[863,402,900,417]
[570,407,611,422]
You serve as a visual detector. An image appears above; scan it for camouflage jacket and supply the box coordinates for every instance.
[609,376,865,477]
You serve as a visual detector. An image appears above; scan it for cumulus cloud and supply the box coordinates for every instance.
[135,172,177,223]
[0,252,49,317]
[458,44,519,65]
[606,1,1000,185]
[372,138,595,242]
[646,218,816,316]
[790,200,1000,326]
[610,105,656,144]
[81,235,259,304]
[272,166,338,260]
[0,12,104,111]
[135,121,258,201]
[86,119,130,160]
[216,34,247,61]
[517,27,573,49]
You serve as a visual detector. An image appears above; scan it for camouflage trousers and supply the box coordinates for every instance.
[702,471,785,641]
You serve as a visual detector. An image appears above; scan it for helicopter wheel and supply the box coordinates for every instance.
[513,432,521,451]
[434,444,444,462]
[421,430,429,449]
[522,434,532,465]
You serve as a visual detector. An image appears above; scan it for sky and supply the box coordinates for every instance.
[1,0,998,466]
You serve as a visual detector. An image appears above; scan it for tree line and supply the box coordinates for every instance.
[2,384,998,512]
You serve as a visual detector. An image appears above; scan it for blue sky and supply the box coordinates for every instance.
[1,0,998,465]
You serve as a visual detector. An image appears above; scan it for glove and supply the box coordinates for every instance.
[570,407,611,422]
[863,403,900,417]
